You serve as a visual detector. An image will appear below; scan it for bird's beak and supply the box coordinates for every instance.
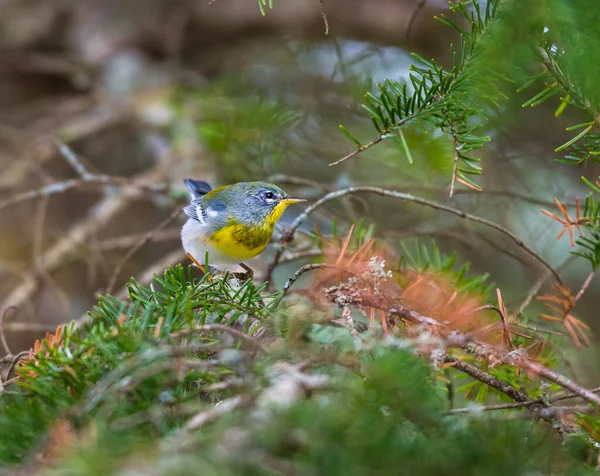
[281,197,307,205]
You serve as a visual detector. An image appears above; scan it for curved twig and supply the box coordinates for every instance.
[0,306,17,357]
[169,324,265,353]
[105,207,182,294]
[328,135,384,167]
[282,263,349,294]
[270,187,565,287]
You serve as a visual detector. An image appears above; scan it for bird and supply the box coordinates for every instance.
[180,179,306,274]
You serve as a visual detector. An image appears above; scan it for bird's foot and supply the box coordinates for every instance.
[233,263,254,283]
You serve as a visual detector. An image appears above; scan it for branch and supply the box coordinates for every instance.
[405,0,428,40]
[323,282,600,441]
[442,354,599,448]
[105,207,182,294]
[282,263,350,294]
[443,356,528,402]
[449,127,460,198]
[0,148,172,313]
[328,135,384,167]
[169,324,265,354]
[319,0,329,35]
[269,187,565,287]
[574,271,595,302]
[56,141,93,179]
[0,306,16,357]
[184,395,252,431]
[521,361,600,408]
[516,256,575,318]
[0,143,169,214]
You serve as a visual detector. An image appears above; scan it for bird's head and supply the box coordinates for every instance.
[212,181,305,229]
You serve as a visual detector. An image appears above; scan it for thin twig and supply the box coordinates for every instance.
[279,249,324,264]
[328,135,384,167]
[282,263,348,294]
[3,322,61,333]
[270,187,564,287]
[450,404,594,417]
[574,271,595,302]
[97,229,181,251]
[105,207,182,294]
[516,256,574,318]
[521,361,600,407]
[449,387,600,413]
[0,176,168,213]
[56,141,93,179]
[449,401,540,413]
[0,142,168,214]
[185,395,252,431]
[449,127,460,198]
[1,159,171,312]
[444,356,529,402]
[405,0,427,40]
[72,248,186,329]
[169,324,265,353]
[319,0,329,34]
[551,386,600,404]
[6,351,31,381]
[0,306,17,357]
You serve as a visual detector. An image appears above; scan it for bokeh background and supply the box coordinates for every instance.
[0,0,598,372]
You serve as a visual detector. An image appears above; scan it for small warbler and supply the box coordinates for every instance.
[181,179,306,272]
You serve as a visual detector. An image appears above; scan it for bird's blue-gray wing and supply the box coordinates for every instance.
[183,199,208,225]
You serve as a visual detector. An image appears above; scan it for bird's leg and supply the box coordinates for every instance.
[234,263,254,282]
[186,252,212,280]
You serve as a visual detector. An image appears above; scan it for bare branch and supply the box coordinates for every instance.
[56,141,93,179]
[0,161,171,312]
[169,324,265,354]
[269,187,565,287]
[0,306,17,357]
[185,395,252,431]
[282,263,350,294]
[105,207,182,294]
[449,127,460,198]
[574,271,595,302]
[516,256,574,318]
[328,135,384,167]
[405,0,427,40]
[444,356,528,402]
[319,0,329,35]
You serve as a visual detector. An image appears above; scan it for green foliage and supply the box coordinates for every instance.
[0,266,276,464]
[399,240,494,297]
[43,348,592,475]
[3,1,600,473]
[0,260,595,473]
[340,0,501,190]
[572,189,600,270]
[170,82,301,182]
[257,0,274,16]
[502,0,600,162]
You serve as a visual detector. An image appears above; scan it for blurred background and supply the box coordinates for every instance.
[0,0,598,369]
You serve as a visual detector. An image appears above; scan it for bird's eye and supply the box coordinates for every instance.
[265,191,274,200]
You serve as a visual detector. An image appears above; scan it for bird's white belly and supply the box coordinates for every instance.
[181,218,245,272]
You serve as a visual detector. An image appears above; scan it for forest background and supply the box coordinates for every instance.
[0,0,600,474]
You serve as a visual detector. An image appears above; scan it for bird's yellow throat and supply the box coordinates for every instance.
[265,198,304,227]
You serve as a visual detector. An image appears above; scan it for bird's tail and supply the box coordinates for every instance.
[184,179,212,199]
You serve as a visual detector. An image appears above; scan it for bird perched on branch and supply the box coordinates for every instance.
[181,179,305,274]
